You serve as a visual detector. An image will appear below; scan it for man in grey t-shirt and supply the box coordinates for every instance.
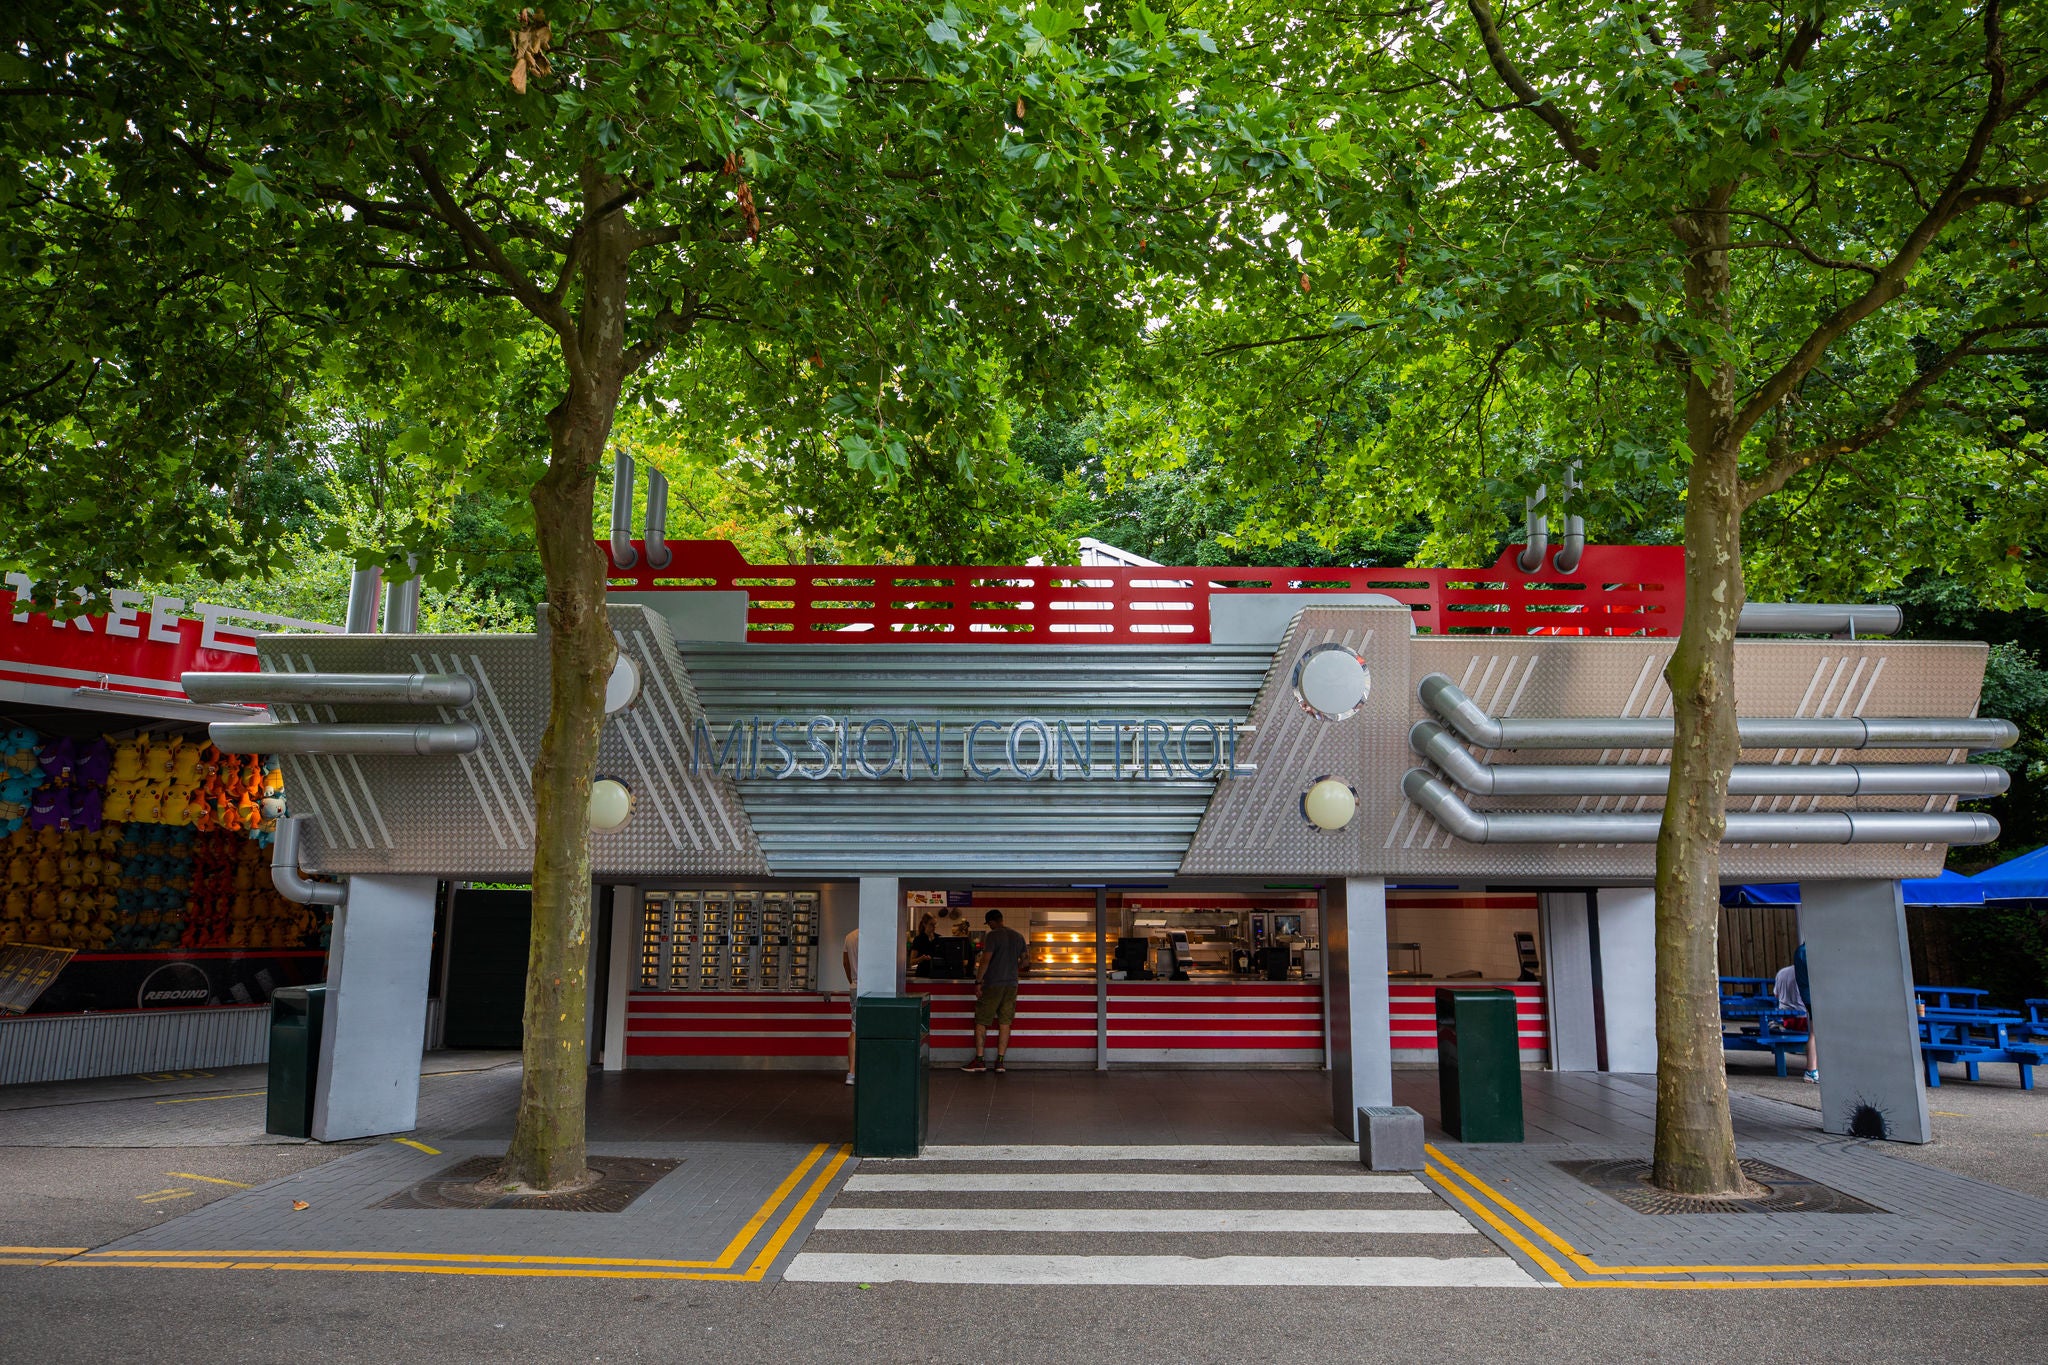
[962,909,1028,1074]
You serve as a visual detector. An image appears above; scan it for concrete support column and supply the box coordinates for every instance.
[1540,891,1598,1072]
[602,886,639,1072]
[313,875,437,1142]
[1799,879,1931,1144]
[1326,875,1391,1139]
[855,876,903,998]
[1593,888,1658,1074]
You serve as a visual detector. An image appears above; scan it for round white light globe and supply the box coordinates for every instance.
[1302,777,1357,831]
[589,778,634,833]
[605,656,642,714]
[1292,644,1370,721]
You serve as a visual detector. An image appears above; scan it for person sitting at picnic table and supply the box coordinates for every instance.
[1774,957,1818,1084]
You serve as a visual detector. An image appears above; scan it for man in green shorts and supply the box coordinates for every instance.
[962,908,1028,1074]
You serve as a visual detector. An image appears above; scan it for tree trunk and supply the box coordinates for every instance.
[498,167,633,1193]
[1650,194,1750,1197]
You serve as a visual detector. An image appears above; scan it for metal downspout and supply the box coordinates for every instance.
[610,450,639,570]
[272,817,347,906]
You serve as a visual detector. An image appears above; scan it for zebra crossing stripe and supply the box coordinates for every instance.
[783,1253,1543,1287]
[909,1144,1358,1163]
[817,1208,1477,1234]
[844,1172,1425,1194]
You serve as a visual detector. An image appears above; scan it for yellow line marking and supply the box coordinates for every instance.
[390,1139,440,1155]
[1931,1111,1966,1118]
[0,1247,87,1255]
[136,1191,194,1205]
[154,1091,266,1105]
[1425,1145,2048,1287]
[165,1172,252,1188]
[62,1143,856,1284]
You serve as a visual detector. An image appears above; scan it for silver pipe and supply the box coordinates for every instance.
[1553,515,1586,574]
[210,721,480,755]
[1736,603,1904,636]
[1516,485,1549,573]
[1419,674,2019,753]
[182,671,476,707]
[1411,721,2010,797]
[272,817,346,906]
[344,568,382,633]
[1402,769,2002,845]
[610,450,638,570]
[644,467,673,571]
[382,558,420,634]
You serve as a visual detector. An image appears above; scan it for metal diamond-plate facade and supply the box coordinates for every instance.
[1179,606,1415,877]
[259,606,766,879]
[677,643,1273,876]
[1184,623,1995,882]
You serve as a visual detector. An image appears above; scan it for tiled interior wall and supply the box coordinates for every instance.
[1387,903,1539,981]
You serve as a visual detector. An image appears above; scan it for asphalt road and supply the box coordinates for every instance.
[0,1268,2041,1364]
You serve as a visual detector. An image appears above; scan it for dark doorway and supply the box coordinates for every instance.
[441,887,532,1049]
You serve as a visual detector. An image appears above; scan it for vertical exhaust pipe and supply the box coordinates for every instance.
[1516,484,1549,573]
[382,555,420,634]
[610,450,639,570]
[644,466,672,571]
[345,567,383,633]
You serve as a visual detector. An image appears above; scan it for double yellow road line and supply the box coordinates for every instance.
[1425,1144,2048,1290]
[24,1143,851,1283]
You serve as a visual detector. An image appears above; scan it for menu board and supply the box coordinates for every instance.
[0,942,77,1014]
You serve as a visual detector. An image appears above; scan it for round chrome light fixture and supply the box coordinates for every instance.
[589,776,635,833]
[1292,643,1370,721]
[605,655,642,714]
[1302,776,1358,831]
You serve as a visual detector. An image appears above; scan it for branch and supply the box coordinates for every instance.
[403,143,576,348]
[621,296,700,376]
[1727,0,2040,444]
[1200,329,1344,357]
[1463,0,1600,170]
[1738,322,2046,505]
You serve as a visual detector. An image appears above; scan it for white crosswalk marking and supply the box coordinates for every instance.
[817,1207,1478,1234]
[845,1172,1426,1194]
[786,1253,1539,1287]
[785,1142,1541,1288]
[915,1144,1358,1163]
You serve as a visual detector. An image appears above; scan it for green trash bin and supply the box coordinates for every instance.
[854,995,930,1158]
[1435,986,1524,1143]
[266,984,326,1138]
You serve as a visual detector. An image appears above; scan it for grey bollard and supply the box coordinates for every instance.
[1359,1105,1426,1171]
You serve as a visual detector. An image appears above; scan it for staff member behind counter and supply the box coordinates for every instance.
[909,914,942,975]
[910,912,974,978]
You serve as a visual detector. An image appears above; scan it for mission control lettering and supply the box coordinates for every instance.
[687,717,1255,782]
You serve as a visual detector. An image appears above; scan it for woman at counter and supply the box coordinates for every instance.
[909,913,943,977]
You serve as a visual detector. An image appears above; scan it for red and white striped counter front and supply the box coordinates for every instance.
[626,980,1546,1068]
[1389,982,1548,1065]
[625,991,849,1066]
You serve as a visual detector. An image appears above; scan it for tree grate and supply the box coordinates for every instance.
[376,1156,682,1213]
[1553,1158,1885,1215]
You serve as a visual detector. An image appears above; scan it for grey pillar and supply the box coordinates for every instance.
[1594,887,1658,1073]
[855,876,903,998]
[1798,879,1931,1143]
[1327,875,1392,1138]
[312,875,437,1141]
[1540,891,1598,1072]
[602,885,638,1072]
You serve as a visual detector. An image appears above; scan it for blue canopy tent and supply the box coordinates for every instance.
[1721,870,1986,908]
[1971,844,2048,901]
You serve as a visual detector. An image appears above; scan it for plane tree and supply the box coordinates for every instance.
[3,0,1302,1190]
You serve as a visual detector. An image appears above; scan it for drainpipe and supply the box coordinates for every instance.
[272,817,346,906]
[210,721,480,755]
[1552,464,1585,574]
[644,466,673,571]
[1735,603,1904,636]
[182,672,477,707]
[382,556,420,634]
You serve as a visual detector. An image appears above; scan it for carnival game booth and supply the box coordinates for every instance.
[180,460,2020,1146]
[0,592,331,1083]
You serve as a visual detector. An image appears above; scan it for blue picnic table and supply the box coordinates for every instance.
[1916,988,2048,1089]
[1719,977,1810,1076]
